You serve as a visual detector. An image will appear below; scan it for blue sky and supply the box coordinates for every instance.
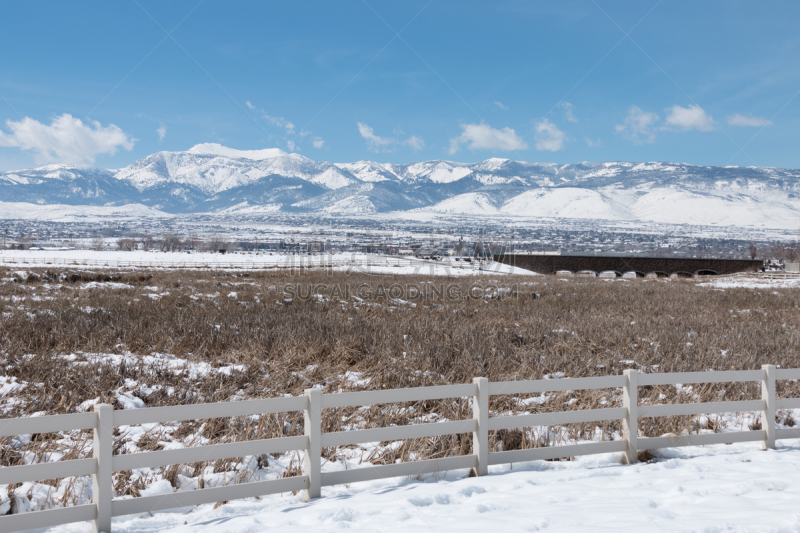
[0,1,798,170]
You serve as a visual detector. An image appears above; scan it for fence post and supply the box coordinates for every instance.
[92,404,113,533]
[762,364,776,450]
[303,388,321,501]
[471,377,489,476]
[622,369,638,465]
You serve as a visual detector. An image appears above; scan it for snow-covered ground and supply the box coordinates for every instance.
[0,202,172,221]
[47,440,800,533]
[0,250,536,277]
[697,276,800,289]
[413,185,800,230]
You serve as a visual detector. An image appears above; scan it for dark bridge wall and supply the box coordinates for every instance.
[493,254,762,276]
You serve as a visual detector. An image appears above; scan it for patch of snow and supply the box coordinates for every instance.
[186,143,287,161]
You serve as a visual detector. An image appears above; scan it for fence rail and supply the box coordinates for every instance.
[763,271,800,279]
[0,365,798,533]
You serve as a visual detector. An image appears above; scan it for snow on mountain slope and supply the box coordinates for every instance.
[0,164,124,189]
[334,161,400,182]
[423,192,500,215]
[398,160,473,183]
[213,202,283,215]
[292,181,422,213]
[0,164,111,184]
[0,201,172,221]
[494,185,800,227]
[629,187,800,227]
[186,143,287,160]
[318,194,378,214]
[115,145,360,194]
[309,167,355,189]
[501,188,627,220]
[115,151,252,193]
[3,148,800,229]
[0,164,139,205]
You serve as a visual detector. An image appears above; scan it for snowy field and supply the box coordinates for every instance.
[0,202,173,222]
[3,259,799,532]
[44,441,800,533]
[698,276,800,289]
[0,250,535,277]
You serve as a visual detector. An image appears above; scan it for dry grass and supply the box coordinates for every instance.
[0,266,799,505]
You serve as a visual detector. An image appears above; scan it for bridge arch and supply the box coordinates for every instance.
[695,269,717,276]
[646,271,669,278]
[576,270,597,277]
[671,271,694,278]
[622,271,646,279]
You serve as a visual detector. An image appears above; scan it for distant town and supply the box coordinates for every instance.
[1,213,794,261]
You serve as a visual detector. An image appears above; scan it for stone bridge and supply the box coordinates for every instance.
[493,254,762,277]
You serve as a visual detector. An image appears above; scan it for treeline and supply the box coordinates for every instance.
[113,233,237,253]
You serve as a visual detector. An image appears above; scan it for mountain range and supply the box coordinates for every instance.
[2,143,800,228]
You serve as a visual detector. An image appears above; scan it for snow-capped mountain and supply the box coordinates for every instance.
[2,144,800,228]
[116,144,359,195]
[0,164,139,205]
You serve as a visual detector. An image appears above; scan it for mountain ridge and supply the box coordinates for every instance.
[2,144,800,228]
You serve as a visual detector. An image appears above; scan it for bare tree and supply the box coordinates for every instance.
[91,235,104,251]
[117,238,136,251]
[161,233,182,252]
[787,246,800,263]
[208,233,227,252]
[773,243,786,262]
[187,233,202,251]
[454,236,465,258]
[139,234,154,251]
[749,244,758,260]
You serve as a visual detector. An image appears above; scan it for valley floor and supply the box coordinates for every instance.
[0,250,536,276]
[4,267,800,532]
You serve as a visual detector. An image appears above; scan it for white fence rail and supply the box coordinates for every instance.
[762,271,800,279]
[1,365,798,533]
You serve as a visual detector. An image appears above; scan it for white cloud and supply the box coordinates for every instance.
[494,101,509,111]
[616,105,659,144]
[404,135,425,151]
[0,113,134,165]
[533,119,566,152]
[727,113,773,127]
[157,124,166,141]
[559,102,577,123]
[448,123,527,154]
[664,104,714,131]
[312,137,325,149]
[263,114,294,135]
[287,140,296,151]
[358,122,395,151]
[358,122,424,152]
[585,137,601,148]
[246,101,296,134]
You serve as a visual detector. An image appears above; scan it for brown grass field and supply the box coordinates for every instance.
[0,266,798,503]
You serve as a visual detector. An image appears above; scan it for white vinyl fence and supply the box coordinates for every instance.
[1,366,799,533]
[762,271,800,280]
